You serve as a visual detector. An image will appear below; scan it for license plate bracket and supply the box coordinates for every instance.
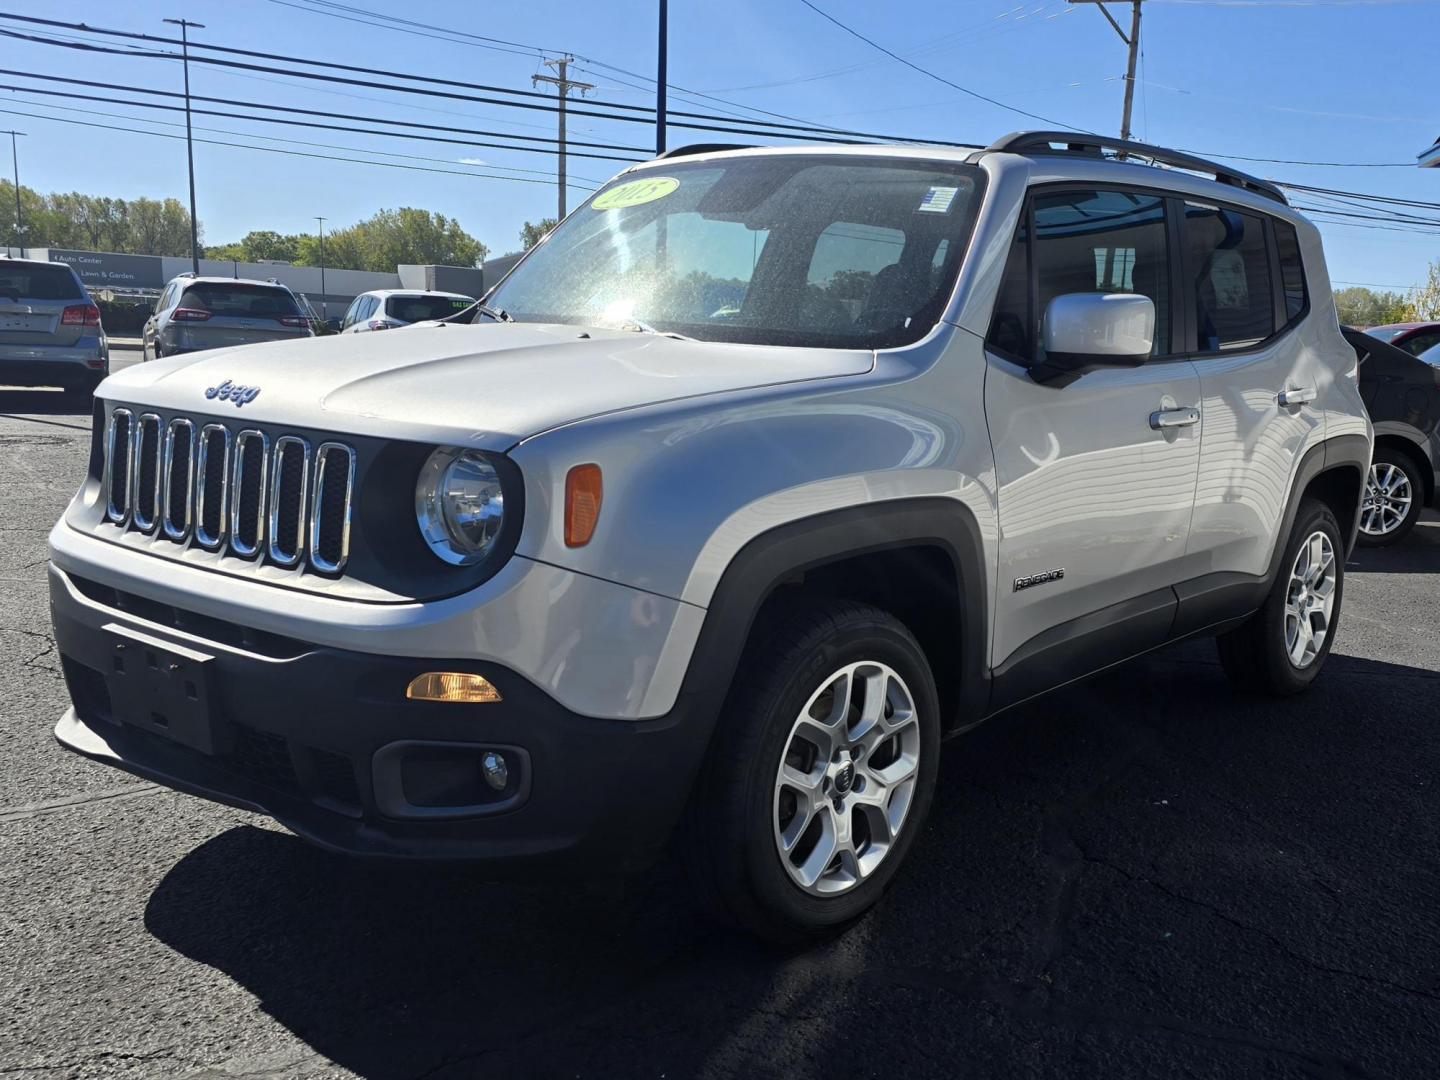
[102,622,222,754]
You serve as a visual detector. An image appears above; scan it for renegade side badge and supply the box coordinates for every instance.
[1014,568,1065,592]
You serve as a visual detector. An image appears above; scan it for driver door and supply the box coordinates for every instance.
[984,185,1202,708]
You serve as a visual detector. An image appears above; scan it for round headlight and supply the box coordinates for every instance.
[415,447,506,565]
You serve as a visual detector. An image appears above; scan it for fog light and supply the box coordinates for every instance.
[481,750,509,791]
[405,672,502,703]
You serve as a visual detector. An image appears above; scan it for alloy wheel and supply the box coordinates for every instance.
[1360,462,1413,537]
[1284,530,1337,669]
[772,661,921,897]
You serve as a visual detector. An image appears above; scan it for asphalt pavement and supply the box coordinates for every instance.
[2,352,1438,1078]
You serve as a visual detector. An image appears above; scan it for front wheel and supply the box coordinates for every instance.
[683,599,940,943]
[1217,498,1344,695]
[1357,447,1424,546]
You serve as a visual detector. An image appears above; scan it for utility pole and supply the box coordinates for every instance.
[532,57,593,220]
[657,0,668,156]
[4,130,24,257]
[164,17,205,274]
[1070,1,1143,142]
[314,216,327,321]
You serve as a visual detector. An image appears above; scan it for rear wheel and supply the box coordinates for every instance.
[1357,446,1424,546]
[683,599,940,943]
[1217,498,1344,695]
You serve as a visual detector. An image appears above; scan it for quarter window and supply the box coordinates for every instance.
[1274,219,1307,323]
[1185,203,1273,351]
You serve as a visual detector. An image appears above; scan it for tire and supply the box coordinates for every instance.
[1217,498,1345,695]
[683,599,941,944]
[1356,446,1425,547]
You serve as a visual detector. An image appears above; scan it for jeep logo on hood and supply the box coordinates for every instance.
[205,380,261,407]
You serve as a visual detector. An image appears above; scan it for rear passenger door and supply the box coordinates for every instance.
[984,186,1202,703]
[1182,205,1325,608]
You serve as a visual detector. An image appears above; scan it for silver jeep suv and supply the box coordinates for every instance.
[48,133,1371,942]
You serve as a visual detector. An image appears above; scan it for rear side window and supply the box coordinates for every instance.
[0,264,84,301]
[180,283,300,317]
[987,187,1171,363]
[385,294,476,322]
[1185,203,1273,351]
[1273,220,1307,323]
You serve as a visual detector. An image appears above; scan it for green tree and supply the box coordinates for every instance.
[520,218,558,250]
[1409,259,1440,321]
[294,208,485,271]
[1334,286,1414,328]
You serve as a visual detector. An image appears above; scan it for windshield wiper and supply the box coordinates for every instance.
[621,318,691,341]
[475,303,513,323]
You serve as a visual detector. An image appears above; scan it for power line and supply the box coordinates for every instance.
[1276,181,1440,212]
[2,94,601,188]
[0,13,959,146]
[0,70,650,161]
[794,0,1089,130]
[0,105,582,185]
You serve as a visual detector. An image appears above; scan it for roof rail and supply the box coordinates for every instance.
[655,143,754,160]
[176,270,197,278]
[987,131,1287,205]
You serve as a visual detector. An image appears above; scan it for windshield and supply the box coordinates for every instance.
[386,293,475,322]
[180,283,300,318]
[1367,325,1412,343]
[488,156,984,349]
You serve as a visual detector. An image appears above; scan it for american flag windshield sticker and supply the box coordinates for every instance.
[918,186,959,214]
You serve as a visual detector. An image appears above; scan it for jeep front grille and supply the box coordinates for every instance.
[101,408,356,575]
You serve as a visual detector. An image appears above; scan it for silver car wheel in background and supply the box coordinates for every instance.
[772,661,921,897]
[1284,530,1337,669]
[1360,462,1413,537]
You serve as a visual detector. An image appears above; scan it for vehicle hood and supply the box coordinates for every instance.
[101,323,875,449]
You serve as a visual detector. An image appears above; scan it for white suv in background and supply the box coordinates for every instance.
[50,133,1370,942]
[339,289,476,333]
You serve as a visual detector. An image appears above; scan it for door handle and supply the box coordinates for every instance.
[1278,386,1316,407]
[1149,406,1200,430]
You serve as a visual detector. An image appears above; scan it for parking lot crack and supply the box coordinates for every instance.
[1081,852,1440,1004]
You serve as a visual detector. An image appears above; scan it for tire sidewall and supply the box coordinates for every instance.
[1264,501,1345,692]
[737,619,941,935]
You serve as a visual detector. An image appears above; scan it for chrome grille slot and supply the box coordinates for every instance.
[162,418,195,541]
[99,409,357,577]
[268,436,311,567]
[194,424,231,549]
[103,409,133,523]
[230,430,270,559]
[131,414,162,533]
[310,443,355,574]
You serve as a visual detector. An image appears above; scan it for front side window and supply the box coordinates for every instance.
[987,187,1171,363]
[1185,203,1273,352]
[488,157,984,349]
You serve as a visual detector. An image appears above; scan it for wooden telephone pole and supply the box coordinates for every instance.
[1070,1,1143,142]
[533,57,594,220]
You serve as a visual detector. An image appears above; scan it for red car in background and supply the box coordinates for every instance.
[1367,321,1440,357]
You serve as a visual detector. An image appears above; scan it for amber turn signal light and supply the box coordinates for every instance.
[565,463,603,547]
[405,672,503,703]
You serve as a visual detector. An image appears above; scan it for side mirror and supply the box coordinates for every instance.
[327,317,343,332]
[1033,293,1155,385]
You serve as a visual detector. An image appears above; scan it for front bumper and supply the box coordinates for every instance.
[50,565,712,871]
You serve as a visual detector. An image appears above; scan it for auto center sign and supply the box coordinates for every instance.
[44,249,166,290]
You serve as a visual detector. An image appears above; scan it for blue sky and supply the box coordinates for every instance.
[2,0,1435,287]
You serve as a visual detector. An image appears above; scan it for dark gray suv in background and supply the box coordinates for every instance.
[0,257,108,397]
[143,275,313,361]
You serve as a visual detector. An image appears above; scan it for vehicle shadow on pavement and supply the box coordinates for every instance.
[1347,513,1440,574]
[0,388,92,427]
[143,648,1440,1079]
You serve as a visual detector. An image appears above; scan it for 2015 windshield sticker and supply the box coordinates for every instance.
[918,186,958,214]
[592,177,680,210]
